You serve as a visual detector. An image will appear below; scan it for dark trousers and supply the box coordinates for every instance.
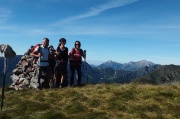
[55,63,68,87]
[38,66,51,88]
[70,65,82,85]
[49,63,55,88]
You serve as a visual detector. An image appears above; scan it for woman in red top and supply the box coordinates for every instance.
[69,41,86,86]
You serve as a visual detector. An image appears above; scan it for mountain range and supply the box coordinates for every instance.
[133,64,180,84]
[97,60,155,71]
[0,55,180,87]
[0,55,22,86]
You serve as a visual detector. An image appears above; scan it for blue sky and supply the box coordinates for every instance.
[0,0,180,65]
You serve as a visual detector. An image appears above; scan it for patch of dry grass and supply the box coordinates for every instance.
[0,84,180,119]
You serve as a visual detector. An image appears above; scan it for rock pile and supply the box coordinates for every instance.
[9,55,41,90]
[9,46,54,90]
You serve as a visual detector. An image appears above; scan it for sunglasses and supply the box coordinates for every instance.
[76,44,80,45]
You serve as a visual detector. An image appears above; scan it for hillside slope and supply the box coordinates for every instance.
[132,65,180,84]
[0,84,180,119]
[0,55,22,86]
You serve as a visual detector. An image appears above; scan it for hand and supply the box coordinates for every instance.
[37,52,41,57]
[56,52,60,55]
[31,52,41,57]
[84,58,86,62]
[68,52,73,57]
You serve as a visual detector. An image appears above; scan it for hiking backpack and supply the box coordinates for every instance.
[30,44,42,64]
[30,44,56,64]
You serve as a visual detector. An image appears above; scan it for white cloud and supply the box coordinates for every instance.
[0,8,11,24]
[89,0,138,16]
[24,28,59,36]
[0,25,17,30]
[53,0,139,26]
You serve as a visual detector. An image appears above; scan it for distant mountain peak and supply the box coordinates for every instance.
[97,60,156,71]
[138,60,152,63]
[98,60,122,70]
[105,60,117,63]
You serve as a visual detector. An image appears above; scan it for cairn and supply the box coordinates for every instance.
[9,45,55,90]
[10,55,38,90]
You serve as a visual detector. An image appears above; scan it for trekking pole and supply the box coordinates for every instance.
[1,56,7,111]
[86,62,88,84]
[81,62,84,82]
[83,50,88,84]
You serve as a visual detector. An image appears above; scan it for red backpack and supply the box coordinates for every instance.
[31,44,42,64]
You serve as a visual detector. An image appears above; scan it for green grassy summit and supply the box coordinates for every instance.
[0,84,180,119]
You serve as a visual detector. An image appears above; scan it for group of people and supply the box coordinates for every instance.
[31,38,86,89]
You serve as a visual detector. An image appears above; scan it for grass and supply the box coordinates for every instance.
[0,84,180,119]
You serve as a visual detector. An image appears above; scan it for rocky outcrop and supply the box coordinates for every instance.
[0,44,16,59]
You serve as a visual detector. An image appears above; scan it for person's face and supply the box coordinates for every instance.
[75,42,80,48]
[42,39,49,47]
[60,40,66,46]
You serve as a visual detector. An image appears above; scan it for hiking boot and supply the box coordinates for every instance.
[59,84,63,88]
[37,85,43,90]
[37,86,43,90]
[69,84,75,88]
[77,83,83,87]
[37,83,43,90]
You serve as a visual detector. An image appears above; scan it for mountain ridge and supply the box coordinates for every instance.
[1,55,179,87]
[132,64,180,84]
[0,55,22,86]
[97,59,156,71]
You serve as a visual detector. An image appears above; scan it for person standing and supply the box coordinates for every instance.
[69,41,86,86]
[31,38,51,89]
[55,38,68,88]
[48,45,56,88]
